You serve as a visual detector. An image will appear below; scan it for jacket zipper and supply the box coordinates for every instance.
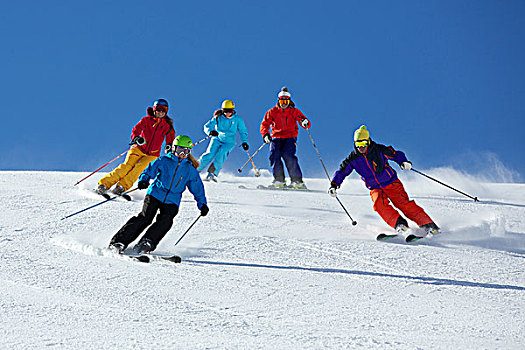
[147,118,162,155]
[163,158,182,203]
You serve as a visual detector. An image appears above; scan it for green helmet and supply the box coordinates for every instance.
[173,135,193,149]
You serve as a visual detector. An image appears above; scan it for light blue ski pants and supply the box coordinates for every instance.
[196,138,236,176]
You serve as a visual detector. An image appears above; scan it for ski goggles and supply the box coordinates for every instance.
[279,98,290,105]
[154,105,168,113]
[354,139,369,148]
[222,109,235,114]
[174,146,191,157]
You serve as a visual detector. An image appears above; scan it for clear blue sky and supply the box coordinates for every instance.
[2,1,524,182]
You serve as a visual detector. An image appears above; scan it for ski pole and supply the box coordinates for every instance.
[74,149,129,186]
[411,168,479,202]
[238,143,266,173]
[61,188,139,220]
[244,149,261,177]
[192,135,212,147]
[306,129,358,225]
[174,214,202,246]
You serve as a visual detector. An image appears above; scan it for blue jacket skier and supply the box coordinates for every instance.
[197,100,249,181]
[109,135,209,254]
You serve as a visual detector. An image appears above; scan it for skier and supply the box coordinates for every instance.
[328,125,440,235]
[260,87,311,189]
[96,99,176,196]
[196,100,249,182]
[109,135,209,254]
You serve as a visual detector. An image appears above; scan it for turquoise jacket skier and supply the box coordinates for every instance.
[139,152,207,209]
[197,100,249,178]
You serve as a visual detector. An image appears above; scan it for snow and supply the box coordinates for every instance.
[1,169,524,349]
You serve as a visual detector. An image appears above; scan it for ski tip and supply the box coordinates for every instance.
[134,255,150,263]
[405,234,424,243]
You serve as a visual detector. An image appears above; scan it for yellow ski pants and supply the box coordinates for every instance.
[98,146,158,191]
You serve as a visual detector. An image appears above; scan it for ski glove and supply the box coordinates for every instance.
[200,204,209,217]
[328,182,338,198]
[400,161,412,171]
[165,144,172,154]
[210,130,219,137]
[138,180,149,190]
[301,119,310,129]
[131,136,146,146]
[213,109,223,117]
[242,142,249,151]
[263,133,272,144]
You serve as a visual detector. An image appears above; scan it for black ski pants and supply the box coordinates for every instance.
[110,195,179,250]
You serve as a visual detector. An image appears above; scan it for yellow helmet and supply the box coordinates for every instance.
[221,100,235,110]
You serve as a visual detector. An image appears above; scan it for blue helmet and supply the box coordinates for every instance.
[153,98,169,112]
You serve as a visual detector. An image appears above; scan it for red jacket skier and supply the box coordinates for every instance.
[97,99,175,195]
[260,87,311,189]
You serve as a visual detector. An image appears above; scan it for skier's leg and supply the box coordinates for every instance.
[385,180,434,226]
[98,147,142,189]
[281,137,303,182]
[210,143,235,176]
[370,188,403,228]
[269,139,285,182]
[140,203,179,251]
[117,154,157,191]
[110,195,160,248]
[197,139,221,172]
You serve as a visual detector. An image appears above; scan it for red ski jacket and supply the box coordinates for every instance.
[131,115,175,156]
[260,104,309,139]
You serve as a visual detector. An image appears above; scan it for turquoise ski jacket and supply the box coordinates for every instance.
[203,113,249,145]
[138,152,207,209]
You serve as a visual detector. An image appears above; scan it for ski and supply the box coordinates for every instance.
[117,252,150,263]
[147,254,182,263]
[405,234,426,242]
[238,184,310,192]
[376,233,400,241]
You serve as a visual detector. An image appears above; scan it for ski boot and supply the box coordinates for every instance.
[108,242,125,254]
[268,180,286,189]
[112,185,125,195]
[290,180,307,190]
[134,239,153,254]
[96,184,108,195]
[420,222,440,235]
[204,172,217,182]
[395,217,410,234]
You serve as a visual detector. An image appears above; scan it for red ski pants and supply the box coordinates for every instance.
[370,179,433,229]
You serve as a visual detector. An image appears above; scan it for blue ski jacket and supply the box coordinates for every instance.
[138,152,207,209]
[203,113,249,145]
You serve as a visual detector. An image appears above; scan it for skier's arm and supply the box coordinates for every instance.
[203,117,217,136]
[260,110,273,137]
[237,117,249,144]
[138,157,162,183]
[331,156,355,187]
[131,117,146,142]
[187,170,207,209]
[380,144,409,166]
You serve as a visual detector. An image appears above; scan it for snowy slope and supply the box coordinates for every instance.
[1,170,524,349]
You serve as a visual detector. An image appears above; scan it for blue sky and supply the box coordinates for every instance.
[2,1,524,182]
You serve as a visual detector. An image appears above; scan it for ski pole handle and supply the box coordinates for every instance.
[238,143,266,173]
[74,149,129,186]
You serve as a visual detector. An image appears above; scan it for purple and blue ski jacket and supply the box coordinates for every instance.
[331,141,409,190]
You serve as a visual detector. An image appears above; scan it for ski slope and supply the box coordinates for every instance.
[1,169,524,349]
